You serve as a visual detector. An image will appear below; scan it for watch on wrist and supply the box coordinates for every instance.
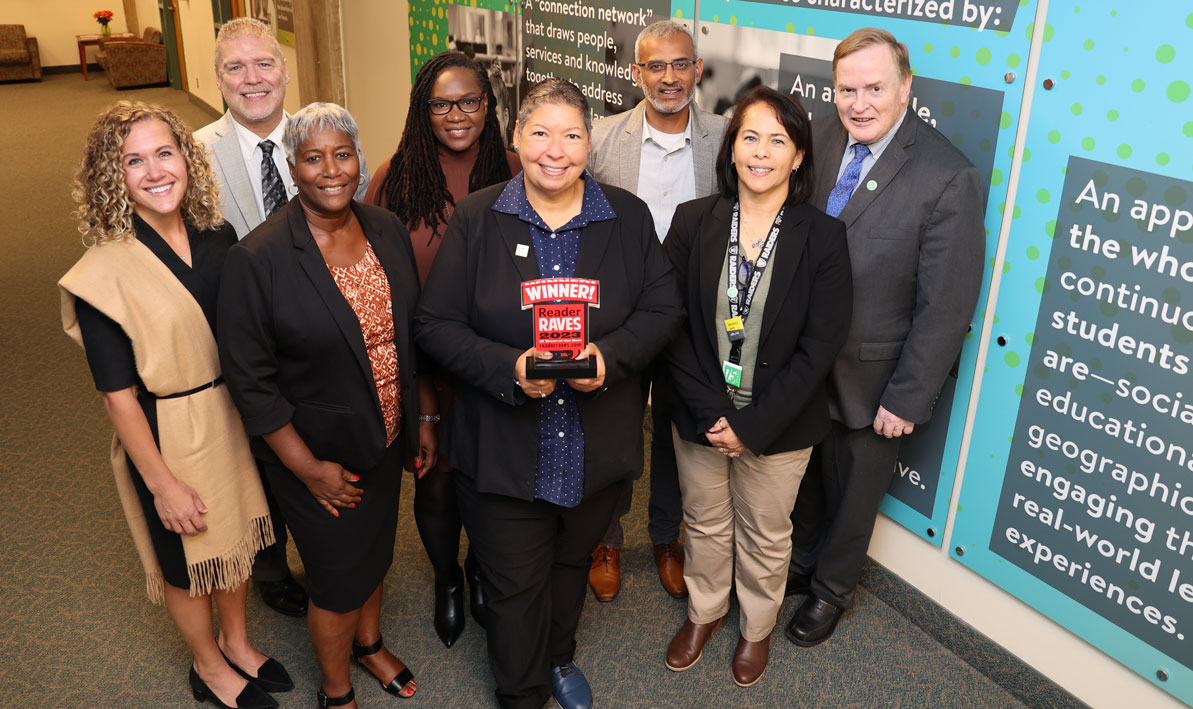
[418,414,441,423]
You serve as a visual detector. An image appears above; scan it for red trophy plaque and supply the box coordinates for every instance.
[520,277,600,379]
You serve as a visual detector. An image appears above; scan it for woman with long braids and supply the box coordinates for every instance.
[364,51,519,648]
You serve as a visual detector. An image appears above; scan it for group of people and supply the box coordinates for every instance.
[59,16,982,709]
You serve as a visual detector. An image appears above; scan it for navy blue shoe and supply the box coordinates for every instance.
[551,662,593,709]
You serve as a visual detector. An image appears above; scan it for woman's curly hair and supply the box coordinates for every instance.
[73,101,223,246]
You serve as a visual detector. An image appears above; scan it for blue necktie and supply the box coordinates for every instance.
[825,143,871,218]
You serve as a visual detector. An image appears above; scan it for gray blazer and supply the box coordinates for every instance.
[588,100,727,197]
[194,112,370,240]
[813,108,984,429]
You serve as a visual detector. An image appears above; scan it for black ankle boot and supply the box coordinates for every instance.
[433,565,466,647]
[464,551,489,630]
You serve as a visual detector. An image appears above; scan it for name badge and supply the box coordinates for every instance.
[723,316,745,342]
[722,360,743,387]
[515,243,530,258]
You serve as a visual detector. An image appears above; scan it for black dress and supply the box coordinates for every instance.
[75,215,237,589]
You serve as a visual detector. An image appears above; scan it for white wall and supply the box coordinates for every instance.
[869,518,1181,708]
[341,0,411,177]
[7,0,135,67]
[132,0,158,37]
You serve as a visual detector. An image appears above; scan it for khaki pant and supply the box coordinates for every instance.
[673,425,811,641]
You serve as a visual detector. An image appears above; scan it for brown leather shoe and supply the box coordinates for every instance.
[588,545,621,602]
[731,633,770,687]
[665,617,724,671]
[652,541,688,599]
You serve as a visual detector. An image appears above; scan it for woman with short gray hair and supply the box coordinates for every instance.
[219,102,434,707]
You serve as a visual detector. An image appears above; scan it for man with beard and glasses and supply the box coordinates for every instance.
[193,17,370,619]
[587,20,727,603]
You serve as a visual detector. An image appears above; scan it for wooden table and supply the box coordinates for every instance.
[76,33,135,80]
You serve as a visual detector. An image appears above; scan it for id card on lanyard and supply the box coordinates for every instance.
[721,202,782,393]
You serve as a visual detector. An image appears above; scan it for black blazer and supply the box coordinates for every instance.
[217,199,422,470]
[414,179,684,500]
[665,194,853,455]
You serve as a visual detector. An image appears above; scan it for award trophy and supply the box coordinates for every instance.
[520,277,601,379]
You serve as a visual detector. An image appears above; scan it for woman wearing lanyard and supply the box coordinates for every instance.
[662,86,853,687]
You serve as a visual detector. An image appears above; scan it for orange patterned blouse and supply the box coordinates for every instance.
[327,242,401,445]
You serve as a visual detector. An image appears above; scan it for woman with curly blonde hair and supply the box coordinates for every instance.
[58,101,288,709]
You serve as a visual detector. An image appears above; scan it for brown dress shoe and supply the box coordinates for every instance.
[588,545,621,602]
[665,617,724,671]
[731,633,771,687]
[652,541,688,599]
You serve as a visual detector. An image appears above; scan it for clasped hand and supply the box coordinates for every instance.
[153,478,209,535]
[515,343,606,399]
[298,459,363,517]
[706,417,746,457]
[873,405,915,439]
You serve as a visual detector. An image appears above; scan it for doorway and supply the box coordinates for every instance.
[158,0,188,91]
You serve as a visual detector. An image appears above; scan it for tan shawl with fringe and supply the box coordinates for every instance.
[58,237,274,603]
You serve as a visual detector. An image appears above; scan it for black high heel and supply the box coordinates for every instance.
[433,565,466,647]
[351,636,416,698]
[189,666,277,709]
[317,687,355,708]
[220,649,294,693]
[465,551,489,630]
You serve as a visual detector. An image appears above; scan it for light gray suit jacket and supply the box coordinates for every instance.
[814,108,984,429]
[588,100,727,199]
[195,112,370,240]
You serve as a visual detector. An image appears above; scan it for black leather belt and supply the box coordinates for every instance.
[149,377,224,400]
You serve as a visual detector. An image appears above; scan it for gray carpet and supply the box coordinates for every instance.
[0,72,1028,708]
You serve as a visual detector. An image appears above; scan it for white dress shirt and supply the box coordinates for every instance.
[637,112,697,242]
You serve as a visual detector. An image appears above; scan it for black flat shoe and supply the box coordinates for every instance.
[220,650,294,693]
[189,666,277,709]
[433,565,466,648]
[317,687,355,708]
[464,551,489,630]
[256,572,308,617]
[784,595,845,647]
[351,636,416,698]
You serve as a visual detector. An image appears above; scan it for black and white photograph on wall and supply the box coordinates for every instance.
[696,23,836,118]
[448,5,521,146]
[248,0,275,28]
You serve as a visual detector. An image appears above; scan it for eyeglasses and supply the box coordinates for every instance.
[427,96,484,115]
[737,260,753,287]
[636,59,696,75]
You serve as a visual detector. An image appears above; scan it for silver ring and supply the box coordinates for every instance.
[536,388,543,397]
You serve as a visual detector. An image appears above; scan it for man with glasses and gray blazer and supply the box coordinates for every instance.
[586,19,727,604]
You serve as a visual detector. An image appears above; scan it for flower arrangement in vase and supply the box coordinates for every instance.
[93,10,114,37]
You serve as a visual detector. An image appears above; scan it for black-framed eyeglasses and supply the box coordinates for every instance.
[636,59,696,75]
[427,96,484,115]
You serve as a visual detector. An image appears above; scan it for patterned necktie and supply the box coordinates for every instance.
[825,143,871,218]
[260,140,288,218]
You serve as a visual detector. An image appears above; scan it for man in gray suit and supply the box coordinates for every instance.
[586,20,727,602]
[785,28,984,646]
[194,18,367,241]
[193,17,365,617]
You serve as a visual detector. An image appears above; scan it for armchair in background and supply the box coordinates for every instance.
[98,26,166,89]
[0,24,42,82]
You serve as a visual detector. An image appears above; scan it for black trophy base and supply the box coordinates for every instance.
[525,355,597,379]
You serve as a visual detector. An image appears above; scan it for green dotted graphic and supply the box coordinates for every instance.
[1168,80,1190,103]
